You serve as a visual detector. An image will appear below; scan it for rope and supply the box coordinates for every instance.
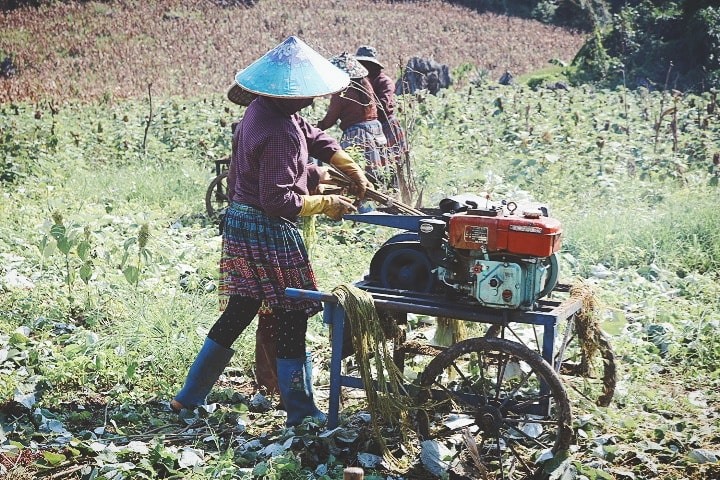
[331,284,417,472]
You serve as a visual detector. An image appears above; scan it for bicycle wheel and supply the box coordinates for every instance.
[205,172,229,219]
[416,337,573,479]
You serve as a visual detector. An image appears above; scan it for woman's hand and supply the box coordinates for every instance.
[329,151,374,199]
[299,194,357,220]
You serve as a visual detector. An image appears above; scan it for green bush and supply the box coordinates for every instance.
[572,1,720,91]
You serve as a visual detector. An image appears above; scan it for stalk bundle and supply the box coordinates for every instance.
[331,284,417,472]
[327,167,425,216]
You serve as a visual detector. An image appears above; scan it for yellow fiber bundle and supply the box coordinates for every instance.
[300,215,317,258]
[433,316,468,347]
[332,284,417,472]
[570,280,602,373]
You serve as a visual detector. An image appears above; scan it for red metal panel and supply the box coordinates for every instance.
[448,212,562,256]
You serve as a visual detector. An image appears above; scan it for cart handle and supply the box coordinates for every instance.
[285,287,338,303]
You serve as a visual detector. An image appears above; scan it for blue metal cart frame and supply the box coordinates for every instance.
[286,282,583,429]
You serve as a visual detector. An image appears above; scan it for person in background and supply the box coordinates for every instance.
[171,36,372,427]
[355,45,408,175]
[317,52,387,186]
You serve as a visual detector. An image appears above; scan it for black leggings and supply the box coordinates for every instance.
[207,295,308,359]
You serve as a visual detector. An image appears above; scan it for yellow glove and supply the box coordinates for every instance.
[329,150,374,200]
[299,195,357,221]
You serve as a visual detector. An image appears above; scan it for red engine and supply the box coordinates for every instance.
[447,208,562,257]
[361,195,563,310]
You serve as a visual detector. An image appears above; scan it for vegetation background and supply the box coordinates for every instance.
[1,1,719,479]
[0,0,585,103]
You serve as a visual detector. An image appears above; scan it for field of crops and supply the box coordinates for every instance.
[1,1,719,480]
[0,0,585,103]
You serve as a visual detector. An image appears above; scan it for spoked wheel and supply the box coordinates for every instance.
[205,172,229,220]
[485,316,616,407]
[416,337,573,479]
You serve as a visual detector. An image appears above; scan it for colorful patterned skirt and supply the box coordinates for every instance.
[219,203,322,316]
[341,119,387,167]
[381,115,408,164]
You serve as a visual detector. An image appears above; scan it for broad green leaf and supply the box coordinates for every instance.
[127,441,150,455]
[120,250,130,268]
[79,261,93,284]
[9,332,29,345]
[688,448,720,463]
[123,265,139,285]
[66,447,81,457]
[126,361,137,379]
[178,448,204,468]
[43,451,67,466]
[41,237,58,258]
[252,462,268,476]
[77,240,91,260]
[57,236,72,255]
[50,224,66,241]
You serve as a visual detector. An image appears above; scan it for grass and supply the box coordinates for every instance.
[1,81,719,478]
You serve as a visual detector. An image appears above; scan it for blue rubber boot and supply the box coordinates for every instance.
[277,355,327,427]
[303,352,316,401]
[172,337,235,410]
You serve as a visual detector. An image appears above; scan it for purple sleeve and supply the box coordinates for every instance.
[257,132,304,218]
[375,74,396,121]
[306,164,322,193]
[316,94,342,131]
[297,115,341,163]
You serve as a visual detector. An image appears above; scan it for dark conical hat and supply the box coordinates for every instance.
[328,52,368,79]
[235,36,350,98]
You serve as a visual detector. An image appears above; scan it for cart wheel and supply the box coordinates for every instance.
[205,172,229,219]
[416,337,573,479]
[485,317,617,407]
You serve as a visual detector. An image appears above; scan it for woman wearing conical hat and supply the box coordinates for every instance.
[317,52,388,186]
[171,36,372,427]
[225,79,283,406]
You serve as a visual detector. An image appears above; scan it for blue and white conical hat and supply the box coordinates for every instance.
[235,36,350,98]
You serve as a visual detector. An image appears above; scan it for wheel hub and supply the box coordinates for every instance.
[475,405,503,434]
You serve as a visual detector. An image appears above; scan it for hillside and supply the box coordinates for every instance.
[0,0,585,103]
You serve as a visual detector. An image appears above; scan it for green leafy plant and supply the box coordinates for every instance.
[1,27,719,478]
[39,212,94,304]
[120,223,150,288]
